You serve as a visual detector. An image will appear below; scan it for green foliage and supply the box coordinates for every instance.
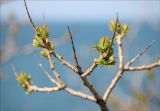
[41,49,48,58]
[108,20,129,38]
[35,25,49,39]
[32,37,43,48]
[32,27,46,48]
[121,24,129,37]
[32,25,49,48]
[95,56,116,67]
[32,25,55,50]
[16,72,32,94]
[108,20,121,33]
[94,37,116,66]
[94,37,111,53]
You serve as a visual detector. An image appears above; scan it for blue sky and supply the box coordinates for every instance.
[1,0,160,22]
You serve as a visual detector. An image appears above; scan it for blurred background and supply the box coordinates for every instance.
[0,0,160,111]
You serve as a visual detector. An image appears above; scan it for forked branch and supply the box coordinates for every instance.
[19,1,160,111]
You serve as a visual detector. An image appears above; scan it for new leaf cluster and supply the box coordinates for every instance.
[94,18,129,67]
[16,72,32,94]
[109,19,129,38]
[94,37,116,66]
[32,25,54,50]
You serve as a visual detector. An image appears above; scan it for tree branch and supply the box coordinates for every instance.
[125,40,155,67]
[44,48,98,102]
[24,0,36,30]
[38,63,57,85]
[124,62,160,71]
[103,34,124,101]
[81,14,119,78]
[39,62,96,102]
[64,87,96,102]
[67,26,81,70]
[81,62,97,77]
[29,85,62,93]
[51,51,83,74]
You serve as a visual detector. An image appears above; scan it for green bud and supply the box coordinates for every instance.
[94,37,112,53]
[95,55,116,67]
[50,42,55,50]
[94,37,116,67]
[16,72,32,94]
[41,49,48,58]
[109,20,116,32]
[36,25,49,39]
[108,20,121,33]
[121,24,129,37]
[32,39,41,48]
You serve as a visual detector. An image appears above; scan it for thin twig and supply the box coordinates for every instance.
[103,70,123,101]
[81,62,97,77]
[11,64,17,76]
[24,0,36,30]
[67,26,81,69]
[38,62,57,85]
[51,51,83,74]
[124,62,160,71]
[125,40,155,67]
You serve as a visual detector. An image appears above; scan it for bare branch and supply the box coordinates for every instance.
[51,51,83,74]
[50,50,104,104]
[124,62,160,71]
[67,26,81,69]
[29,85,62,93]
[47,50,63,83]
[103,70,123,101]
[24,0,36,30]
[46,49,100,102]
[103,34,124,101]
[82,77,102,99]
[81,62,97,77]
[38,63,57,85]
[125,40,155,67]
[64,87,96,102]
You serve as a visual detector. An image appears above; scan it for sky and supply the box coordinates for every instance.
[1,0,160,22]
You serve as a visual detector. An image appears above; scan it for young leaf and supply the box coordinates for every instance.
[36,25,49,39]
[121,24,129,37]
[108,19,121,33]
[16,72,32,94]
[95,56,116,67]
[41,49,48,58]
[32,39,42,48]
